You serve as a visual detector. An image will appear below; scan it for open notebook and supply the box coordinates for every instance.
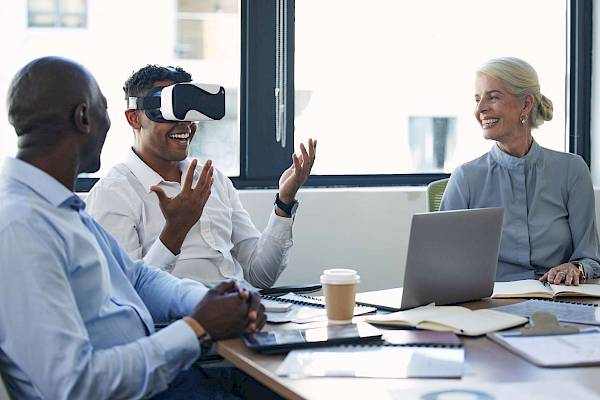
[492,280,600,299]
[365,304,527,336]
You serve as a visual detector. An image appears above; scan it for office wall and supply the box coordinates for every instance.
[239,187,600,293]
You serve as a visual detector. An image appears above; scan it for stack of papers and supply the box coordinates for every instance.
[277,345,464,378]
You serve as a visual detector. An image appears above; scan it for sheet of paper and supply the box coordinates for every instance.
[276,346,464,379]
[492,280,550,298]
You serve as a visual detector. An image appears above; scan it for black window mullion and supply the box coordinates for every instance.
[242,0,293,186]
[568,0,593,167]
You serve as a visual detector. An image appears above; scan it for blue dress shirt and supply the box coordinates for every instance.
[0,157,209,399]
[441,140,600,281]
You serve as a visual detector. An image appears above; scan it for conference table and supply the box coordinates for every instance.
[216,295,600,399]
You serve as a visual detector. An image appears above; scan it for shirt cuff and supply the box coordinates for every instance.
[152,319,201,369]
[265,210,294,240]
[579,261,596,280]
[143,239,178,272]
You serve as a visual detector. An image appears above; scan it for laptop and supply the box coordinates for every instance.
[356,207,504,311]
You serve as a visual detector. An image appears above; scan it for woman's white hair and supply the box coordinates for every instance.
[477,57,553,129]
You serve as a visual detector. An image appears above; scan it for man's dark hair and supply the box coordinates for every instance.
[123,65,192,99]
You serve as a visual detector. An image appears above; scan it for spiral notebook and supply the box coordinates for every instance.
[493,299,600,326]
[276,342,464,378]
[262,293,377,324]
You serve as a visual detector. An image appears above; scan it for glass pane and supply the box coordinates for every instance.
[295,0,567,175]
[61,14,86,28]
[191,88,239,175]
[28,13,57,27]
[28,0,55,13]
[179,0,215,13]
[176,19,205,59]
[60,0,85,14]
[1,0,240,177]
[216,0,237,14]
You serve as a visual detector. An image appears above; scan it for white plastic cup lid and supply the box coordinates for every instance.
[320,268,360,285]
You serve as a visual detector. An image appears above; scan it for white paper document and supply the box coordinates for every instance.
[276,345,464,378]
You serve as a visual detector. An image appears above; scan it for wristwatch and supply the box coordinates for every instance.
[274,193,299,216]
[183,317,213,353]
[573,262,587,280]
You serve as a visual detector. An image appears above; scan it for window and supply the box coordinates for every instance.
[176,0,241,176]
[0,1,592,190]
[293,0,568,176]
[176,0,238,59]
[28,0,87,28]
[0,0,240,182]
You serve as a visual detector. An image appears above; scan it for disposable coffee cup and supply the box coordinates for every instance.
[320,268,360,324]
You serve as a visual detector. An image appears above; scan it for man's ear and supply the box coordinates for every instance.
[125,109,142,129]
[74,103,91,134]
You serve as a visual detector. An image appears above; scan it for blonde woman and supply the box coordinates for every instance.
[441,57,600,284]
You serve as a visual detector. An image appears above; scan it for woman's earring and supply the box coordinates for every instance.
[520,115,528,125]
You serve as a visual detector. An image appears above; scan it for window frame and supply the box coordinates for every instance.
[28,0,88,29]
[76,0,590,192]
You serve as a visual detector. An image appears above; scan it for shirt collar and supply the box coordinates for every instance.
[490,139,541,168]
[1,157,80,209]
[123,148,196,193]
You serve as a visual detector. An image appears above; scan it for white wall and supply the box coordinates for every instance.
[238,187,600,293]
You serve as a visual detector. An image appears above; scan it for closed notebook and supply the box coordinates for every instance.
[492,280,600,299]
[365,304,527,336]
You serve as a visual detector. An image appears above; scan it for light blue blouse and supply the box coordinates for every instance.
[440,140,600,281]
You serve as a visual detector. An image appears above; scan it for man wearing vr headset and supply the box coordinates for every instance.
[0,57,266,399]
[87,65,316,290]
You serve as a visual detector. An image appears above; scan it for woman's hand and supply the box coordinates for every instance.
[539,263,582,286]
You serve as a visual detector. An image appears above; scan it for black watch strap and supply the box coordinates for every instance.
[274,193,298,216]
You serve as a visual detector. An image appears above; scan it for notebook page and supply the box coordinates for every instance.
[492,280,553,298]
[550,283,600,298]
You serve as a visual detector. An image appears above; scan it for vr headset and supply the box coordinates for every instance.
[127,82,225,123]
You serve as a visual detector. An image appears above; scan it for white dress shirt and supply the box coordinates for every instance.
[86,148,294,289]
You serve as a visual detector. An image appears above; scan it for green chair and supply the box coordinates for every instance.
[426,178,450,212]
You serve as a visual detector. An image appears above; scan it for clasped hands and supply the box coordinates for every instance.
[190,280,266,341]
[540,262,584,286]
